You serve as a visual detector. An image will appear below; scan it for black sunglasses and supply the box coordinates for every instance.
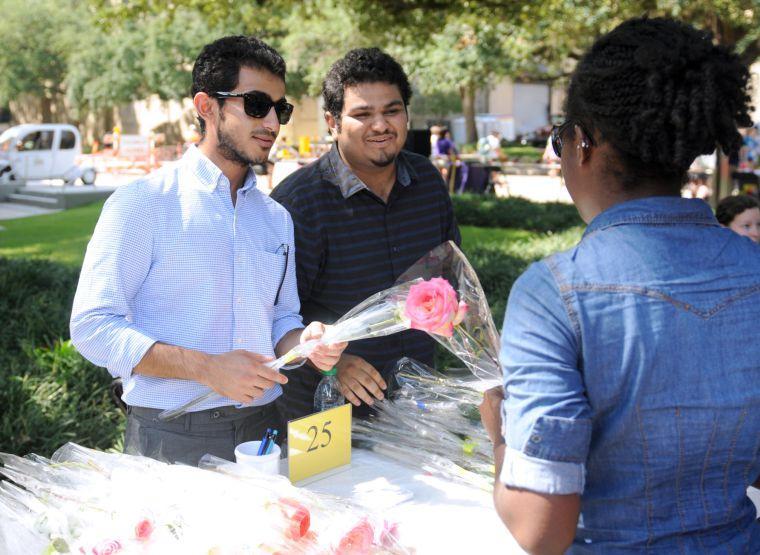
[551,120,594,158]
[212,90,294,125]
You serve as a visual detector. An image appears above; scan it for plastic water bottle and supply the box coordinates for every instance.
[314,367,344,412]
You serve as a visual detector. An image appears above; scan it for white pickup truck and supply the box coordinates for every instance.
[0,123,96,185]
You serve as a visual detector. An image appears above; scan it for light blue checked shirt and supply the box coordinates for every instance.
[71,146,304,411]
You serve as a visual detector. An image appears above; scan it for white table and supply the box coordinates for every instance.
[292,451,760,554]
[295,449,523,554]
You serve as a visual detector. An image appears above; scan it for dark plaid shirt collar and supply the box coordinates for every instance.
[325,143,417,199]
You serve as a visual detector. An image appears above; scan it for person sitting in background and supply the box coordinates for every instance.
[436,128,457,157]
[741,125,760,166]
[716,194,760,243]
[429,124,442,156]
[479,17,760,554]
[485,130,502,160]
[436,128,467,192]
[478,129,502,162]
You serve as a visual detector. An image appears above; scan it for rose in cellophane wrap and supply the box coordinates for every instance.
[0,443,411,554]
[352,357,496,491]
[160,239,498,420]
[158,280,417,420]
[395,240,501,381]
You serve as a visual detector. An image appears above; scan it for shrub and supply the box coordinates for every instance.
[452,194,582,232]
[436,226,584,370]
[0,340,124,456]
[0,257,124,456]
[0,257,79,366]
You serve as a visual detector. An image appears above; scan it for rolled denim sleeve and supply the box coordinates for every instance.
[271,212,304,347]
[499,260,592,495]
[70,184,156,381]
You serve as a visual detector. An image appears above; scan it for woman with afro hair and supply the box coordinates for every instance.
[479,17,760,554]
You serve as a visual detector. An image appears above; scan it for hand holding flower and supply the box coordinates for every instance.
[301,322,347,371]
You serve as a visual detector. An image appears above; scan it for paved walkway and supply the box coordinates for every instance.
[495,174,572,203]
[0,202,60,220]
[0,171,571,222]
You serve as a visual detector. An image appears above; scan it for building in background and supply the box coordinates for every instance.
[5,62,759,151]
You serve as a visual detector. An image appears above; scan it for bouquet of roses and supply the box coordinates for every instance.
[0,443,411,555]
[352,358,496,491]
[161,240,500,420]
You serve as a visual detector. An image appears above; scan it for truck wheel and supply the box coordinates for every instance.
[81,168,96,185]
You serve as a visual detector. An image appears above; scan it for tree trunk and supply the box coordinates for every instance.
[711,149,731,209]
[460,83,477,144]
[40,96,52,123]
[102,106,114,137]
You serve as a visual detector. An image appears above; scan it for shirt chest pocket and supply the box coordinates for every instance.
[251,250,287,308]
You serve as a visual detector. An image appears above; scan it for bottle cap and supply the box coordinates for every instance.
[321,366,338,376]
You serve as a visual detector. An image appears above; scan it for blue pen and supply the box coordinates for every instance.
[265,430,278,455]
[257,428,272,456]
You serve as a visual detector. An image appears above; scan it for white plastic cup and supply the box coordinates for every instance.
[234,440,281,475]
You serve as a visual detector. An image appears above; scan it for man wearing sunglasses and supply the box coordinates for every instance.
[271,48,460,423]
[71,36,345,466]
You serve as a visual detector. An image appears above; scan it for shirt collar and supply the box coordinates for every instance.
[583,196,718,238]
[183,144,257,193]
[325,143,416,199]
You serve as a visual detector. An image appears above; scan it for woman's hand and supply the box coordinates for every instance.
[479,386,506,446]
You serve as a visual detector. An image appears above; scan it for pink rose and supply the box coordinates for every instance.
[91,540,122,555]
[336,519,374,555]
[404,278,462,337]
[378,519,400,547]
[135,518,154,542]
[277,497,311,539]
[452,300,468,326]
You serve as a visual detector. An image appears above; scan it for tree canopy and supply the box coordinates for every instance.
[2,0,757,140]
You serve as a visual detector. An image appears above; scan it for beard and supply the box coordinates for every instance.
[370,151,397,168]
[216,112,270,167]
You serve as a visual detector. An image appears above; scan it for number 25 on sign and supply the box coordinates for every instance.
[288,403,351,483]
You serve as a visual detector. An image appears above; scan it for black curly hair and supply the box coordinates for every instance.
[716,194,760,225]
[322,48,412,122]
[191,36,286,135]
[565,17,753,190]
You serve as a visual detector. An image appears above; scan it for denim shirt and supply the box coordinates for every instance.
[499,197,760,553]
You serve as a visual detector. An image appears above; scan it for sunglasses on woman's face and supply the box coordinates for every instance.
[551,120,594,158]
[212,90,294,125]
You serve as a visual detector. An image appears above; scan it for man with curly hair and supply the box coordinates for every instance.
[271,48,460,421]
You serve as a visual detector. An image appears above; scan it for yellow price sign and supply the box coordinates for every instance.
[288,403,351,483]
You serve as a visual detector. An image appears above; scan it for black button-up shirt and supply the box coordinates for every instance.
[271,144,460,417]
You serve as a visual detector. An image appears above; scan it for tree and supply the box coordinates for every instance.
[278,0,372,99]
[393,18,529,142]
[0,0,86,120]
[66,20,147,118]
[85,0,760,145]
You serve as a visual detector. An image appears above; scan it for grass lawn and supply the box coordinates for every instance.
[0,201,582,269]
[502,145,544,161]
[0,201,105,266]
[0,199,583,456]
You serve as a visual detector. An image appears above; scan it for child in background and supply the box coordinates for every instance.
[716,194,760,243]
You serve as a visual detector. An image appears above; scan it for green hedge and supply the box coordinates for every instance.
[435,225,584,369]
[452,194,582,232]
[0,257,79,365]
[0,258,124,456]
[0,218,584,456]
